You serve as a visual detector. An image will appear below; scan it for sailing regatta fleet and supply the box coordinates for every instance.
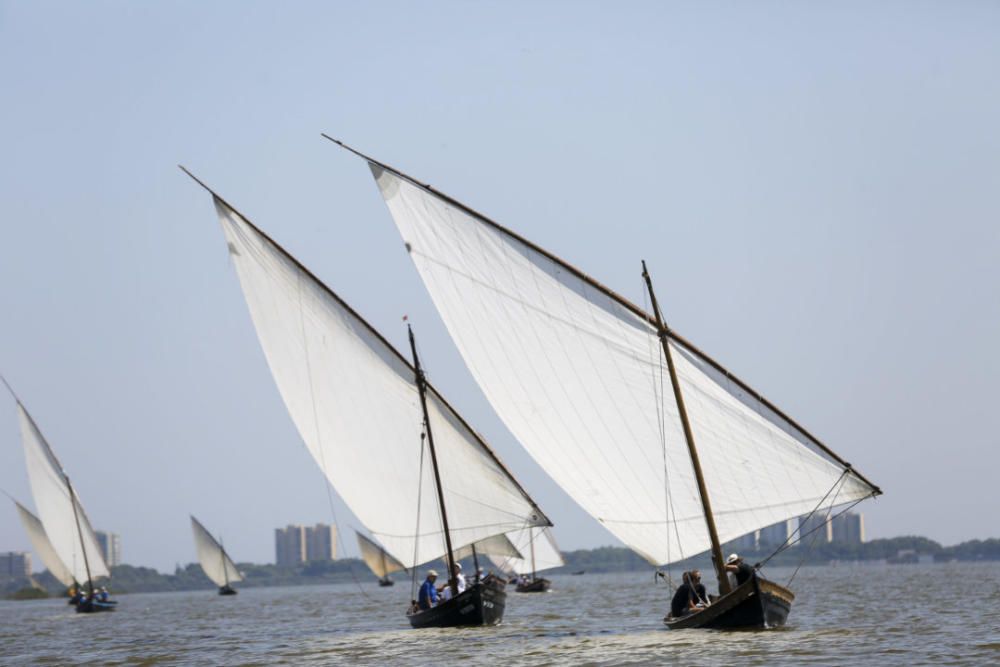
[3,138,880,629]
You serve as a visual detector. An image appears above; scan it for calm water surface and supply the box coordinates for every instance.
[2,563,998,665]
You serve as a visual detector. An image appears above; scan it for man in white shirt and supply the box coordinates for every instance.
[440,562,467,602]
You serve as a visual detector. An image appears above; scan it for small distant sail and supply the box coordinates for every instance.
[19,403,109,582]
[13,500,75,587]
[365,159,880,566]
[489,527,564,575]
[356,532,407,579]
[190,516,243,587]
[453,533,523,562]
[202,189,549,570]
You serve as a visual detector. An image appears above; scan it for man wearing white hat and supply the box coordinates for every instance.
[725,553,754,588]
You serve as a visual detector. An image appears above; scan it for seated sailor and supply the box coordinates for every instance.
[670,570,708,618]
[417,570,439,610]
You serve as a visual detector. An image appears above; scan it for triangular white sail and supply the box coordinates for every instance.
[13,500,75,587]
[356,532,407,579]
[203,186,549,570]
[190,515,243,587]
[18,403,109,582]
[365,160,880,566]
[453,532,523,562]
[490,527,564,575]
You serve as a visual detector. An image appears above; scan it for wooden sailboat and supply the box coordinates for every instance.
[489,527,562,593]
[327,137,883,629]
[190,515,243,595]
[182,167,552,628]
[356,531,406,587]
[3,379,115,613]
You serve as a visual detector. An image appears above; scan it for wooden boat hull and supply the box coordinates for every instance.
[75,599,117,613]
[218,585,238,595]
[664,574,793,630]
[407,580,506,628]
[515,578,551,593]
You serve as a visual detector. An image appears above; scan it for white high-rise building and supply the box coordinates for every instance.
[95,531,122,567]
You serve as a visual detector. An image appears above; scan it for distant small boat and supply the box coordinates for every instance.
[356,532,406,588]
[571,570,585,576]
[489,527,563,594]
[190,515,243,595]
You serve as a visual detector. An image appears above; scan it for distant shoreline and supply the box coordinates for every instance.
[4,535,997,598]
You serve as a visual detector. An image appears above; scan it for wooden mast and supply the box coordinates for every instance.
[66,476,95,597]
[530,529,536,580]
[642,261,731,596]
[408,324,459,597]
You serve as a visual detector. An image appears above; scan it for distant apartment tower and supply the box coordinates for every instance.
[95,531,122,567]
[0,551,31,579]
[758,519,797,548]
[831,512,865,544]
[305,524,337,561]
[275,525,307,566]
[798,514,832,544]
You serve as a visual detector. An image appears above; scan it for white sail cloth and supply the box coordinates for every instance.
[14,501,75,587]
[19,404,109,581]
[212,196,549,570]
[370,164,878,565]
[453,532,522,562]
[356,532,407,579]
[489,527,564,575]
[190,516,243,587]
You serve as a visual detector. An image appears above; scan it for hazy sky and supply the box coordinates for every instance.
[1,1,997,573]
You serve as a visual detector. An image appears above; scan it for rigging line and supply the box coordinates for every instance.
[411,430,427,602]
[786,475,850,588]
[295,275,373,602]
[642,278,677,588]
[756,468,850,570]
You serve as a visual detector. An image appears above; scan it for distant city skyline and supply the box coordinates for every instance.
[1,1,998,571]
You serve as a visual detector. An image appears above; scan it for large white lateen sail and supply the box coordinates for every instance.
[190,515,243,588]
[354,149,880,566]
[490,527,564,576]
[18,402,109,582]
[190,172,549,571]
[13,500,75,587]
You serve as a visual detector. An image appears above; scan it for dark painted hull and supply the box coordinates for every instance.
[378,578,395,587]
[515,578,551,593]
[76,599,117,613]
[407,580,506,628]
[664,574,793,630]
[219,585,238,595]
